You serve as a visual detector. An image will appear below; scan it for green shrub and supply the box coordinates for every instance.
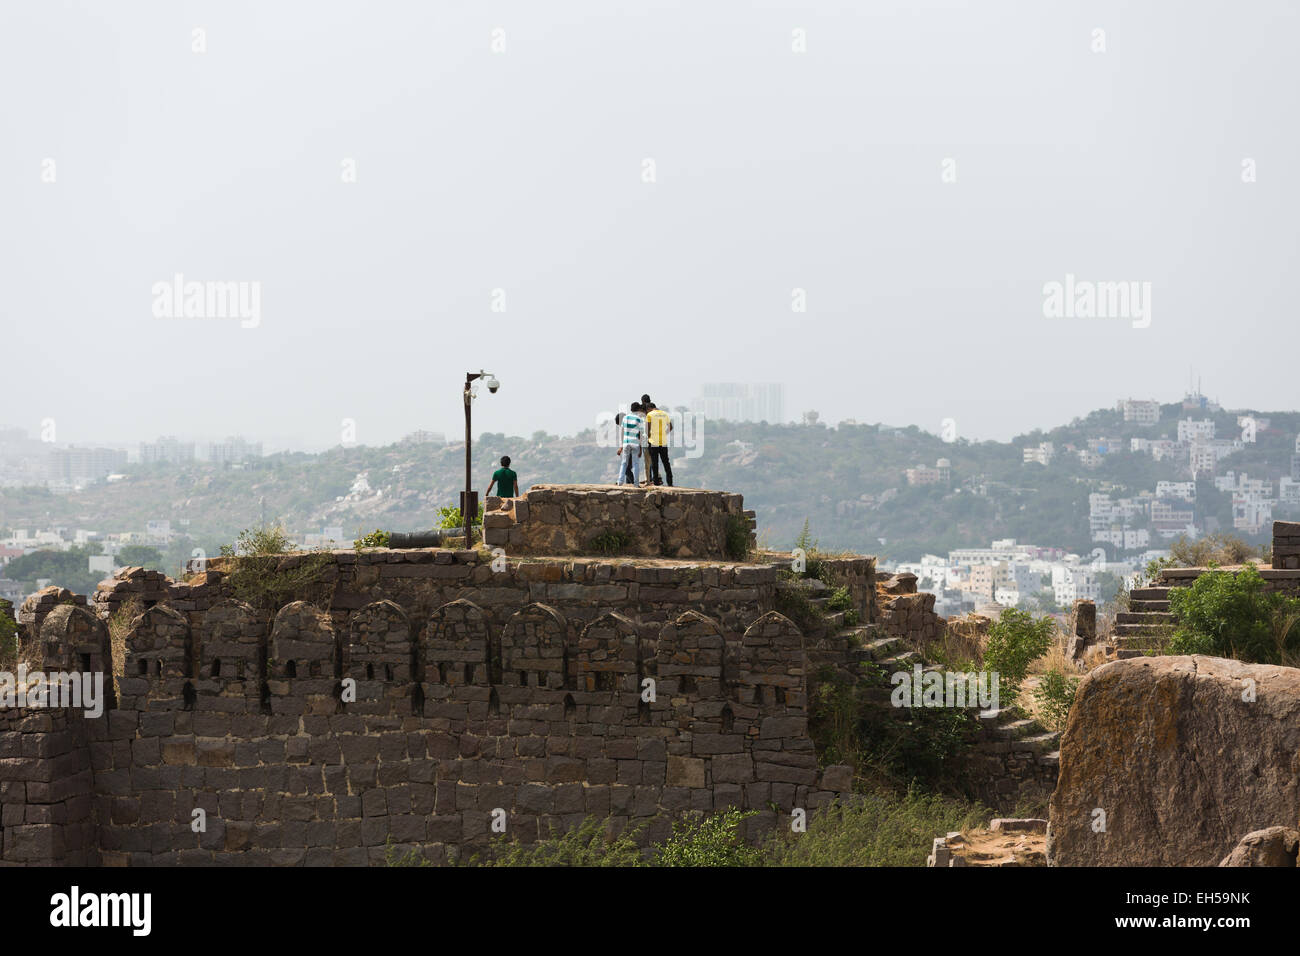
[0,602,19,672]
[384,839,432,867]
[654,809,762,867]
[436,504,483,530]
[827,586,854,613]
[724,513,751,561]
[354,529,391,549]
[808,665,978,792]
[219,523,333,610]
[982,608,1055,708]
[764,789,991,867]
[472,817,647,867]
[588,530,632,555]
[794,518,827,581]
[1032,668,1079,731]
[220,523,293,557]
[774,571,823,631]
[1167,563,1300,664]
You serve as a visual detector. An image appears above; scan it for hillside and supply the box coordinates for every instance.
[3,402,1299,575]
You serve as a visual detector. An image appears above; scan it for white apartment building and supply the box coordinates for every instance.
[1022,442,1054,466]
[1117,399,1161,425]
[1151,499,1195,530]
[1178,419,1216,443]
[1155,481,1196,502]
[1233,495,1273,535]
[1189,441,1218,478]
[1086,437,1122,455]
[1151,440,1184,462]
[1052,566,1101,605]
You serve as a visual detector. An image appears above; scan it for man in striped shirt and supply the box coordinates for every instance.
[618,402,644,486]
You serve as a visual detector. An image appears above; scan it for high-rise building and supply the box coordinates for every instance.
[691,383,785,424]
[46,447,128,486]
[140,436,196,464]
[203,436,263,465]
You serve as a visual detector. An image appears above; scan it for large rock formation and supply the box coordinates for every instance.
[1219,827,1300,867]
[1049,655,1300,866]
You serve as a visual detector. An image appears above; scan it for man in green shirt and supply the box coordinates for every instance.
[487,456,519,498]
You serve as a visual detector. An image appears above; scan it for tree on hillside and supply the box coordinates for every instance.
[4,546,105,595]
[116,545,163,569]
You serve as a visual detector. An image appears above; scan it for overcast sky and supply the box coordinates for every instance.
[3,0,1296,452]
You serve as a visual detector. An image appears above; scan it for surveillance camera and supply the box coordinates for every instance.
[484,374,500,393]
[488,383,499,393]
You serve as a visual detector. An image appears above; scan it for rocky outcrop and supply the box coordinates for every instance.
[1218,827,1300,867]
[1049,655,1300,866]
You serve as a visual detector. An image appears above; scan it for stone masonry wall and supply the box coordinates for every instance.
[1,550,855,865]
[483,485,756,560]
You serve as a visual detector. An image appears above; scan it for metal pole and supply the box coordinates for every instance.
[464,377,472,546]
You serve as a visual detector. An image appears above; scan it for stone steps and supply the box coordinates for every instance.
[1129,599,1170,612]
[862,636,905,661]
[1129,587,1172,601]
[1114,622,1173,637]
[1018,732,1061,754]
[879,650,921,669]
[989,718,1038,741]
[1116,611,1173,625]
[1113,634,1169,653]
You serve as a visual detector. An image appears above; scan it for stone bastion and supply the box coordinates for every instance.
[0,484,874,866]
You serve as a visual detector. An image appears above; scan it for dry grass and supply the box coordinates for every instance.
[1169,532,1264,568]
[1081,644,1111,670]
[105,596,141,699]
[1027,633,1072,676]
[0,631,44,673]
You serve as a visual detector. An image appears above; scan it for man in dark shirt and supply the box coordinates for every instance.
[487,456,519,498]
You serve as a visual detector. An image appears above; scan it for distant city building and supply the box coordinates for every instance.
[1189,441,1217,478]
[1233,494,1273,535]
[401,430,446,444]
[139,436,195,464]
[1155,481,1196,502]
[1178,419,1216,443]
[906,459,951,486]
[1151,499,1196,533]
[45,447,128,487]
[1117,398,1161,425]
[691,383,785,424]
[1022,441,1054,466]
[1181,384,1220,413]
[203,436,263,465]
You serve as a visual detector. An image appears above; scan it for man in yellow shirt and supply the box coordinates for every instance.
[644,402,674,486]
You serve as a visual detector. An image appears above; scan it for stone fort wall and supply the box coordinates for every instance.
[1,548,874,866]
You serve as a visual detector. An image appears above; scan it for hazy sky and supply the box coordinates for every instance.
[3,0,1297,452]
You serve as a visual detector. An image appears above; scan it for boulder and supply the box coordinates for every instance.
[1049,655,1300,866]
[1218,827,1300,867]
